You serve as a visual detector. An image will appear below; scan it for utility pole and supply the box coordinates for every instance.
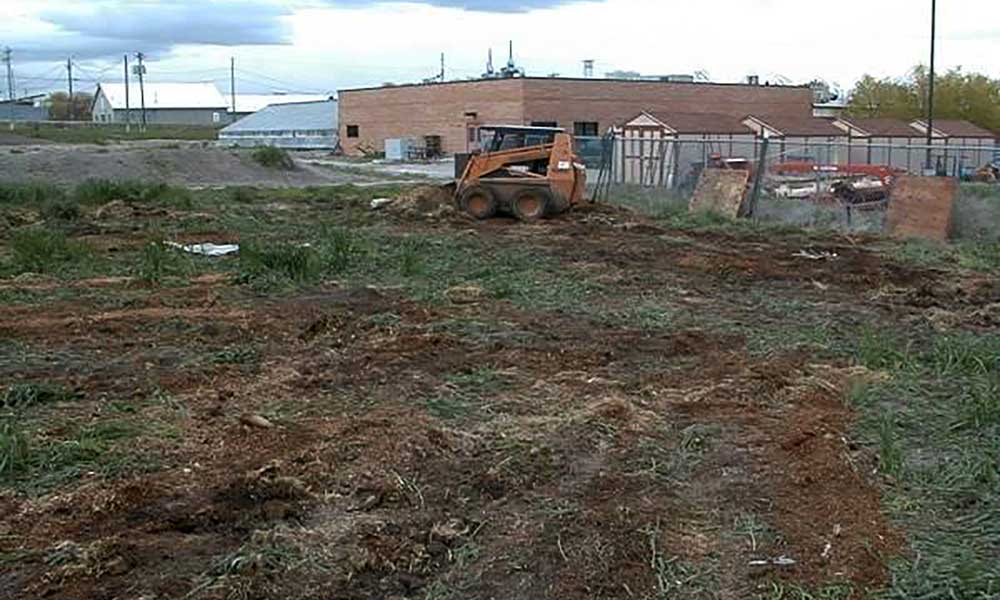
[925,0,937,173]
[3,47,14,131]
[439,53,445,82]
[135,52,147,129]
[66,57,74,121]
[124,54,131,132]
[230,56,236,121]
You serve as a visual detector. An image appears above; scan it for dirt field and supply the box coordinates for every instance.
[0,141,424,187]
[1,182,998,599]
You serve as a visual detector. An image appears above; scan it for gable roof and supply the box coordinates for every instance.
[833,117,919,137]
[623,111,753,135]
[232,94,333,114]
[96,82,228,110]
[911,119,996,138]
[221,100,337,133]
[743,114,844,137]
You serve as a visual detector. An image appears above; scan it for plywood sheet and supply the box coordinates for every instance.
[886,176,957,242]
[689,168,750,218]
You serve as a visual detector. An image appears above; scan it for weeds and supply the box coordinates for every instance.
[250,146,295,170]
[73,179,193,209]
[0,420,29,476]
[237,242,320,287]
[2,382,80,410]
[0,182,65,205]
[7,229,93,275]
[135,240,191,284]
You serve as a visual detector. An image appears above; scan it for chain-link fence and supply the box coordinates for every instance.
[574,134,1000,239]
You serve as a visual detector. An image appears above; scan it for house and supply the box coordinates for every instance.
[614,111,757,185]
[229,94,333,122]
[0,94,47,122]
[909,119,997,171]
[218,99,338,149]
[91,82,229,126]
[741,114,848,163]
[337,77,814,156]
[832,117,930,171]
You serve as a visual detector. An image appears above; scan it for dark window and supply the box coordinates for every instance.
[346,125,359,138]
[530,121,558,128]
[574,121,599,137]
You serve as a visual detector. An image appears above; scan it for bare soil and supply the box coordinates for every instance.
[1,192,996,599]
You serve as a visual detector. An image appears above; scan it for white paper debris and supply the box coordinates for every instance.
[370,198,394,210]
[165,242,240,257]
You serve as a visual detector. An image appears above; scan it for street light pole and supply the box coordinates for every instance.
[925,0,937,172]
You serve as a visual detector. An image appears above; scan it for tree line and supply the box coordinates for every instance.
[847,66,1000,133]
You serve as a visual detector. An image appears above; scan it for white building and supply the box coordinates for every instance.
[91,82,229,126]
[219,99,338,149]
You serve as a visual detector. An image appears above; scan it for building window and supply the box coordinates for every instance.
[347,125,359,138]
[212,112,221,123]
[574,121,599,137]
[531,121,558,128]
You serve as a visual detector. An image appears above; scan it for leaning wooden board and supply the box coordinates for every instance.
[689,168,750,218]
[886,176,958,242]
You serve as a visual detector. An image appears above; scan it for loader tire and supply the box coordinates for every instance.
[459,185,498,220]
[511,188,552,221]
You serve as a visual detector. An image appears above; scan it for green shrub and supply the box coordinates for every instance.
[250,146,295,170]
[317,227,360,274]
[8,229,92,274]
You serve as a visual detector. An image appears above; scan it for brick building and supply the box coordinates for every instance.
[337,77,814,156]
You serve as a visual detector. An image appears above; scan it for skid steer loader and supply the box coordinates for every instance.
[453,125,587,220]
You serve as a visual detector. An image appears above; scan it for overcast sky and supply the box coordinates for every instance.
[1,0,997,99]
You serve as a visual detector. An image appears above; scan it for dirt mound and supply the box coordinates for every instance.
[384,185,459,220]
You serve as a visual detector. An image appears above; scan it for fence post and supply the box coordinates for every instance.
[745,137,769,218]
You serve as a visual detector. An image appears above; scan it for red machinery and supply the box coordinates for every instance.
[770,162,907,204]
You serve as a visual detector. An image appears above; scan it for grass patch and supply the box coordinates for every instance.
[2,382,80,410]
[135,240,193,284]
[5,229,93,275]
[848,329,1000,598]
[237,242,320,287]
[0,419,145,493]
[0,182,65,205]
[250,146,295,170]
[24,124,217,144]
[0,420,29,476]
[73,179,193,209]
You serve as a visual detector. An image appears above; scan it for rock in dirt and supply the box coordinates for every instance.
[239,413,274,429]
[430,518,469,543]
[445,285,486,305]
[370,197,394,210]
[243,462,310,501]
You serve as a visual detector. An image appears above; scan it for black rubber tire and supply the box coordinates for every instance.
[459,185,498,220]
[511,187,552,221]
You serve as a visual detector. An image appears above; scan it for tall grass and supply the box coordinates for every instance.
[250,146,295,170]
[7,229,92,275]
[73,179,193,209]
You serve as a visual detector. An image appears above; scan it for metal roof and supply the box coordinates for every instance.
[233,94,332,113]
[96,82,228,110]
[221,99,337,133]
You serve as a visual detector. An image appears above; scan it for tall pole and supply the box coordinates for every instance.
[230,56,236,121]
[925,0,937,172]
[439,53,445,82]
[136,52,147,129]
[67,58,74,121]
[124,54,130,132]
[3,47,14,130]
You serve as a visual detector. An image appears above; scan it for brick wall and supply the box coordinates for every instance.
[338,78,814,156]
[521,79,813,137]
[338,79,525,155]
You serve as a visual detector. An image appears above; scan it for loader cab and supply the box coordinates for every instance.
[479,125,564,152]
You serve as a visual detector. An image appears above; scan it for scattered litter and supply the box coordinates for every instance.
[821,542,832,558]
[811,280,830,291]
[793,250,838,261]
[748,556,797,567]
[370,197,394,210]
[166,242,239,257]
[239,414,274,429]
